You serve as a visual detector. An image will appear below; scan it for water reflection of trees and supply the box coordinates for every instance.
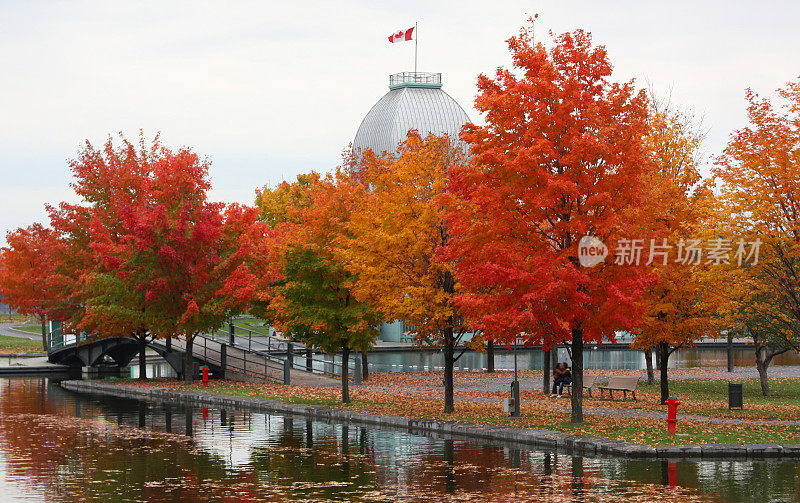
[0,381,229,501]
[392,440,606,500]
[1,378,799,502]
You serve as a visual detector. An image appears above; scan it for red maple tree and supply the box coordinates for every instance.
[77,135,272,382]
[0,224,64,349]
[448,26,654,422]
[3,134,273,382]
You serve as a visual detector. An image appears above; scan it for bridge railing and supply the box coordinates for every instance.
[165,335,285,384]
[46,327,89,352]
[202,319,359,382]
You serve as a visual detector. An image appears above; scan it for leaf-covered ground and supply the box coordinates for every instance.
[0,333,44,353]
[113,369,800,447]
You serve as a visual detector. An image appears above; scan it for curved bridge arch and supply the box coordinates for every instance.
[47,335,229,379]
[48,337,141,368]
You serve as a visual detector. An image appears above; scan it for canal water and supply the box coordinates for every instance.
[0,377,798,502]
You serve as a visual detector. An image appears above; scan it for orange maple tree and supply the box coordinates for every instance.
[0,224,64,349]
[339,132,470,413]
[447,26,654,422]
[713,78,800,394]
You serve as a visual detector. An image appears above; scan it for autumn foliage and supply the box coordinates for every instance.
[3,17,799,426]
[447,27,654,422]
[255,169,379,402]
[0,224,64,348]
[713,78,800,394]
[630,103,723,402]
[0,134,270,381]
[339,132,470,413]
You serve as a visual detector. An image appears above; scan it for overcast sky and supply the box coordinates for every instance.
[1,0,798,244]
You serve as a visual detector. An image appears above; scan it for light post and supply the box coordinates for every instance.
[510,336,520,417]
[725,330,733,372]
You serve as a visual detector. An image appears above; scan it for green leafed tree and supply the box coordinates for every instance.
[255,170,379,402]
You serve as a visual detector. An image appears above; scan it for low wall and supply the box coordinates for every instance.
[60,379,800,460]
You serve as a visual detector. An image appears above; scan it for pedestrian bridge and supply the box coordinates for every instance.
[46,320,352,386]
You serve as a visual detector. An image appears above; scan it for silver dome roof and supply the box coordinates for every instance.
[353,72,471,156]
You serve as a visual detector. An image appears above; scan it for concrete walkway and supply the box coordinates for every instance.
[0,354,62,367]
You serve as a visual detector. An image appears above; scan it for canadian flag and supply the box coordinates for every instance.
[388,27,414,43]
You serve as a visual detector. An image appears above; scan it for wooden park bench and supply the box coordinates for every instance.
[562,375,600,397]
[597,376,640,400]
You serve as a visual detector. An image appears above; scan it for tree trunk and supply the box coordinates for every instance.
[443,327,455,413]
[184,335,195,385]
[755,346,771,396]
[361,351,368,381]
[644,347,654,385]
[543,349,551,395]
[39,316,47,351]
[486,340,495,373]
[659,342,670,404]
[138,333,147,380]
[341,345,351,403]
[570,328,584,424]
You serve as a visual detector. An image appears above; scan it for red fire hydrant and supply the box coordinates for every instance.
[665,397,681,435]
[202,366,209,387]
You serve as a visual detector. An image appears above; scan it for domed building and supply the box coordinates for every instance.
[353,72,470,157]
[353,72,471,343]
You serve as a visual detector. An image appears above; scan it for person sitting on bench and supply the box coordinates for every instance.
[550,363,572,398]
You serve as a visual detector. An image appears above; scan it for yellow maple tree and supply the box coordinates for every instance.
[338,132,469,413]
[631,102,725,403]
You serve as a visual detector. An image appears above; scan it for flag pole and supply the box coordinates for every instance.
[414,21,418,73]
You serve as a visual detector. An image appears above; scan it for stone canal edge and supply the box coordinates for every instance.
[60,379,800,460]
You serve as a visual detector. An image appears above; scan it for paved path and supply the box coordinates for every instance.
[359,367,800,396]
[0,355,64,368]
[0,323,42,341]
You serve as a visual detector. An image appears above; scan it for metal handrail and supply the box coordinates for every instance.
[156,336,283,384]
[205,321,358,380]
[46,327,90,351]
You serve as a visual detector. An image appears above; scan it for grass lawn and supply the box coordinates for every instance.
[191,381,342,407]
[630,378,800,420]
[210,317,271,337]
[654,377,800,404]
[12,324,44,335]
[0,334,44,353]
